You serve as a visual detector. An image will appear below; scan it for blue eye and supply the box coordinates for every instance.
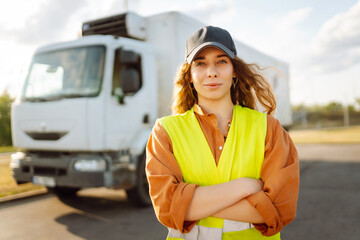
[218,59,227,64]
[196,62,205,66]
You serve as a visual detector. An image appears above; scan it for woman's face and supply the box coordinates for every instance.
[190,47,235,104]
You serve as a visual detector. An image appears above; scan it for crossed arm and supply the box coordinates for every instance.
[184,177,264,223]
[146,117,299,235]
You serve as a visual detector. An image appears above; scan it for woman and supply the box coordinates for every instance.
[146,26,299,240]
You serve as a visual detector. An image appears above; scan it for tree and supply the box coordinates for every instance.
[0,91,14,146]
[325,102,343,112]
[356,98,360,111]
[291,104,306,111]
[348,105,355,112]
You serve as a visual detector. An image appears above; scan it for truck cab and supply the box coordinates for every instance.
[11,13,158,206]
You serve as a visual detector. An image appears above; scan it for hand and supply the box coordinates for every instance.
[236,177,263,197]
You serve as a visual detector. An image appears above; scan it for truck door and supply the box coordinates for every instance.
[105,45,152,152]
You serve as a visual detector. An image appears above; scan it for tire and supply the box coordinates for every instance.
[126,153,151,207]
[48,186,80,197]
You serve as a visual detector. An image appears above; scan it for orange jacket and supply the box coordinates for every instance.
[146,105,299,236]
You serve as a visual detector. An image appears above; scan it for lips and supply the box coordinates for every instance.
[204,83,222,89]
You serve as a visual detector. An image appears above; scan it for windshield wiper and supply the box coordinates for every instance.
[23,97,47,102]
[24,93,89,102]
[62,93,87,98]
[24,95,64,102]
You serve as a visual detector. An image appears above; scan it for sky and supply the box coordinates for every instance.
[1,0,360,106]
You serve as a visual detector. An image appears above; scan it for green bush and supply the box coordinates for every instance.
[0,91,14,147]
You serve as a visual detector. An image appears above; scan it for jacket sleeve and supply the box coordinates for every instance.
[246,115,299,236]
[145,121,198,233]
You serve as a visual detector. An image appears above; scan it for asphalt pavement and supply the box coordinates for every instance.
[1,144,360,240]
[282,144,360,239]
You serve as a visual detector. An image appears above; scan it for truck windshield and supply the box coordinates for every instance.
[22,45,105,102]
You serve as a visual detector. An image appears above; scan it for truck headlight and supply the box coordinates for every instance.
[11,152,26,161]
[74,159,106,172]
[10,159,20,168]
[10,152,26,168]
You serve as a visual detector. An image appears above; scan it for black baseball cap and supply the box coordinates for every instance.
[185,26,237,64]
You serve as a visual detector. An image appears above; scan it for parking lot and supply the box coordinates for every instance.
[1,144,360,240]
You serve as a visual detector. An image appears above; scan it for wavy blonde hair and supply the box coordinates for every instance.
[172,56,276,115]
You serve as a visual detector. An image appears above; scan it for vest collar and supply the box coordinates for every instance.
[193,104,233,138]
[193,104,234,118]
[193,104,212,116]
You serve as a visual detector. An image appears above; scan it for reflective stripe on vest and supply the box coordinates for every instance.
[160,105,280,240]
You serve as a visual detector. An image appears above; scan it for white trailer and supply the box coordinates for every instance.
[10,11,292,206]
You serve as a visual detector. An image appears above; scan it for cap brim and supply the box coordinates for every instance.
[186,42,235,64]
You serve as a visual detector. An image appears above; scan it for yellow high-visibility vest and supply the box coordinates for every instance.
[159,105,280,240]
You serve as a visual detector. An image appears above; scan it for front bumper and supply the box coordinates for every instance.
[10,152,136,189]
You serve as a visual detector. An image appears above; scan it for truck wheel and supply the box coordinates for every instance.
[126,153,151,207]
[48,187,80,197]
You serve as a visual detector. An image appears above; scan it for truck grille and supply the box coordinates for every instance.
[35,152,62,158]
[34,166,66,176]
[25,132,68,141]
[24,166,67,176]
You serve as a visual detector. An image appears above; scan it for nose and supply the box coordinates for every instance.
[207,64,218,78]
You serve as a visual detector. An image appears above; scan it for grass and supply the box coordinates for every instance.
[289,125,360,144]
[0,158,44,198]
[0,146,16,153]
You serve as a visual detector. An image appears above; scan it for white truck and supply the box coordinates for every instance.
[10,11,292,206]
